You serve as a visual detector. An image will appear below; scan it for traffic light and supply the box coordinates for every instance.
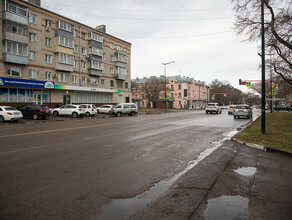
[239,79,242,85]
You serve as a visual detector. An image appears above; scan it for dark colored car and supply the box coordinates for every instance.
[17,104,51,120]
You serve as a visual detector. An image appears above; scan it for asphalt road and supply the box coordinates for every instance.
[0,109,259,219]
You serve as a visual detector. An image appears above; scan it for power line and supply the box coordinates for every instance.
[113,30,233,39]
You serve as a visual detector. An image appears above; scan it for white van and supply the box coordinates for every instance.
[112,103,138,117]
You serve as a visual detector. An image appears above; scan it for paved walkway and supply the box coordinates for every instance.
[129,140,292,219]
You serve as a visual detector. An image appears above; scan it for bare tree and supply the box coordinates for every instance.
[143,77,164,108]
[232,0,292,87]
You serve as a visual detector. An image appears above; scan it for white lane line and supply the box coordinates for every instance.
[0,146,46,155]
[0,120,140,138]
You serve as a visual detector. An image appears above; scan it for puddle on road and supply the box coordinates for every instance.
[234,167,256,176]
[204,195,249,220]
[97,129,240,220]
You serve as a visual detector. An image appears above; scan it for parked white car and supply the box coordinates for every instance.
[206,103,222,114]
[0,106,23,122]
[112,103,138,117]
[52,104,85,118]
[81,104,97,116]
[96,105,114,114]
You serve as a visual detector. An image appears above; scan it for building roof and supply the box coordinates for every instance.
[18,0,131,45]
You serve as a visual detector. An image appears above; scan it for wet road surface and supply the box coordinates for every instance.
[0,109,259,219]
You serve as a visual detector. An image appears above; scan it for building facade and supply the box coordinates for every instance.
[0,0,132,108]
[132,76,209,109]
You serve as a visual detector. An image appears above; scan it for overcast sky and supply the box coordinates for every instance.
[42,0,261,92]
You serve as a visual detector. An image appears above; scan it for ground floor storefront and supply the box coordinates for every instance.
[0,77,131,108]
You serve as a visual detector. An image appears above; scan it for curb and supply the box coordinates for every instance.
[232,137,292,157]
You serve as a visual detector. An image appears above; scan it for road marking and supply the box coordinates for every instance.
[0,146,46,155]
[0,120,142,138]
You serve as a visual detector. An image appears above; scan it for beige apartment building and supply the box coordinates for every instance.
[0,0,132,107]
[132,75,209,109]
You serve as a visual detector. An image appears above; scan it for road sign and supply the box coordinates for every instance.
[211,96,215,100]
[166,94,169,100]
[271,90,276,96]
[246,81,251,87]
[272,82,275,87]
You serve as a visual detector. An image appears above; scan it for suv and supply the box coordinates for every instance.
[52,104,85,118]
[274,104,291,112]
[112,103,138,117]
[206,103,222,114]
[81,104,97,116]
[17,104,51,120]
[234,105,253,119]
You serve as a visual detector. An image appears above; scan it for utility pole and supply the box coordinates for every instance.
[261,0,266,134]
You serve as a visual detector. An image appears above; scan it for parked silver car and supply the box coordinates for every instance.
[112,103,138,117]
[234,105,253,119]
[52,104,85,118]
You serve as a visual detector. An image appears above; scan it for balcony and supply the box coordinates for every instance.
[55,63,73,72]
[3,2,28,25]
[88,69,103,77]
[115,49,127,55]
[115,73,127,81]
[3,53,28,65]
[3,32,28,44]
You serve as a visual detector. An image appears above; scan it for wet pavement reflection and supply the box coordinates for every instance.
[234,167,257,176]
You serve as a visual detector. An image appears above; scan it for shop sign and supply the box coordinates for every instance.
[0,77,54,89]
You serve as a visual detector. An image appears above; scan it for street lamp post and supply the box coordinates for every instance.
[162,61,175,111]
[261,0,266,134]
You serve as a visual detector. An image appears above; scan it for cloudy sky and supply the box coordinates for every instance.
[42,0,261,92]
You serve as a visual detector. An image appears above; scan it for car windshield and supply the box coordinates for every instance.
[208,104,216,106]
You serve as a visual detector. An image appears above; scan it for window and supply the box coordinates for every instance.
[45,37,51,47]
[72,75,77,83]
[45,71,52,80]
[178,101,181,106]
[110,80,114,87]
[56,20,73,32]
[59,36,73,48]
[90,77,97,85]
[110,67,114,74]
[29,14,36,24]
[171,85,174,90]
[116,67,127,76]
[74,29,77,37]
[6,1,27,17]
[7,67,21,77]
[29,69,37,78]
[58,73,68,82]
[45,54,52,63]
[117,54,127,63]
[89,46,102,56]
[116,45,121,51]
[125,82,128,88]
[171,93,174,98]
[184,89,187,97]
[81,32,86,40]
[6,21,27,36]
[73,60,78,68]
[56,53,73,65]
[81,61,86,69]
[73,45,77,53]
[110,55,115,62]
[82,76,87,84]
[45,19,51,27]
[178,85,181,90]
[6,41,28,56]
[29,51,36,60]
[82,48,87,55]
[88,32,103,42]
[101,79,105,85]
[178,93,181,97]
[29,33,36,42]
[90,60,104,70]
[117,81,123,88]
[110,42,114,49]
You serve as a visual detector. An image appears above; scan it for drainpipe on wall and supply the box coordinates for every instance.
[79,24,82,87]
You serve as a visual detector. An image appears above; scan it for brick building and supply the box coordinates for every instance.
[0,0,132,107]
[132,76,209,109]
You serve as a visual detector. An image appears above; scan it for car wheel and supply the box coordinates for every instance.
[72,112,78,118]
[53,111,59,117]
[117,112,122,117]
[131,112,136,116]
[234,116,237,119]
[42,116,47,120]
[206,111,208,114]
[97,110,99,114]
[32,114,38,120]
[86,112,90,117]
[0,116,5,123]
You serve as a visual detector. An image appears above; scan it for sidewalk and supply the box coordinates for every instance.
[128,140,292,219]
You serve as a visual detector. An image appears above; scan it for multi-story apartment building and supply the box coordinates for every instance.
[132,75,209,109]
[0,0,131,107]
